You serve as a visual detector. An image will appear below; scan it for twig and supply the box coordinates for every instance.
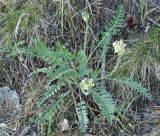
[147,17,160,27]
[13,13,27,42]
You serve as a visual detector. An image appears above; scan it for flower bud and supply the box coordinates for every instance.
[82,11,89,22]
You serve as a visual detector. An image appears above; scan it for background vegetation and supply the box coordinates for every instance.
[0,0,160,136]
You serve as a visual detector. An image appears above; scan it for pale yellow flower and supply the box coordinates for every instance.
[79,78,94,95]
[112,39,126,56]
[81,11,89,22]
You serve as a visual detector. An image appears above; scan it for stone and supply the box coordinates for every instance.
[0,86,20,122]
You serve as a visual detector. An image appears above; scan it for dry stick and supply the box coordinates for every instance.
[144,6,160,17]
[147,17,160,27]
[13,13,29,69]
[72,0,107,18]
[13,13,27,42]
[61,0,64,39]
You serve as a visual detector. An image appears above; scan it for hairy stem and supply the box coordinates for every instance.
[96,56,121,82]
[107,56,121,77]
[101,45,107,87]
[84,21,89,53]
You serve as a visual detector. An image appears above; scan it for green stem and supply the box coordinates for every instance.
[96,56,121,82]
[84,21,89,53]
[101,45,107,86]
[107,56,121,77]
[47,114,54,136]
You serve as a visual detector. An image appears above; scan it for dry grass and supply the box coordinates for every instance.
[0,0,160,135]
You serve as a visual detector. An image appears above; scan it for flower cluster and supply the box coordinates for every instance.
[112,39,126,56]
[79,78,94,95]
